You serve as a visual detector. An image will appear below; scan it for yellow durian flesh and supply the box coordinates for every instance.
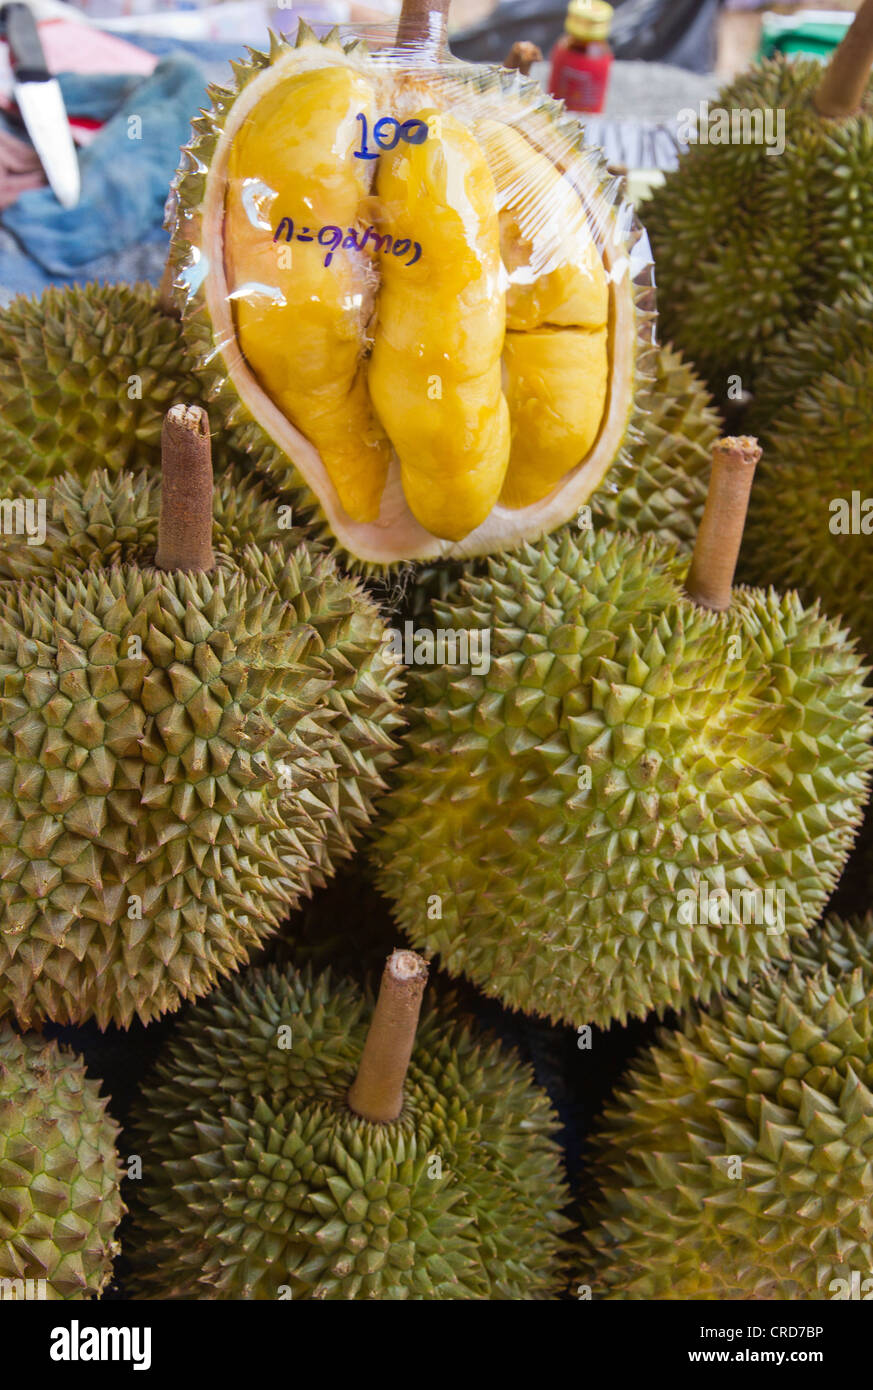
[477,119,609,331]
[190,40,645,562]
[368,110,510,542]
[476,118,611,508]
[501,327,608,509]
[224,65,391,524]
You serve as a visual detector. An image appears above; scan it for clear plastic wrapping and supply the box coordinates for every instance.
[170,24,655,562]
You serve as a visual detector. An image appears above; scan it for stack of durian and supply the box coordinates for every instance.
[3,0,873,1303]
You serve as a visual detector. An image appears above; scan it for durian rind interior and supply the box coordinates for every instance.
[174,33,650,563]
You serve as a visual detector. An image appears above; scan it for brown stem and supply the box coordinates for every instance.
[684,436,761,612]
[814,0,873,117]
[348,950,429,1123]
[396,0,451,50]
[155,405,215,573]
[504,41,542,75]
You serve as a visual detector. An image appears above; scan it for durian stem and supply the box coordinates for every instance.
[348,950,429,1124]
[155,404,216,573]
[684,436,761,612]
[396,0,450,51]
[815,0,873,117]
[504,41,542,74]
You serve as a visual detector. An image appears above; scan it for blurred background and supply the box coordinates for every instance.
[0,1,864,302]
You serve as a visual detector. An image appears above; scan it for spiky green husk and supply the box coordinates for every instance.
[0,465,302,583]
[740,288,873,658]
[168,27,657,568]
[126,961,570,1299]
[643,57,873,401]
[0,1026,123,1298]
[371,528,873,1028]
[592,342,720,545]
[0,281,285,495]
[582,914,873,1299]
[0,546,403,1028]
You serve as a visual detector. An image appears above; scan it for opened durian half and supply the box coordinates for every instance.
[167,22,654,565]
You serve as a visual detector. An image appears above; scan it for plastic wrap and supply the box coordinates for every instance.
[169,22,655,563]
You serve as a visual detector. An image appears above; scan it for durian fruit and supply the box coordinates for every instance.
[0,281,286,494]
[168,23,656,565]
[0,407,403,1028]
[642,0,873,405]
[581,914,873,1300]
[372,438,873,1028]
[0,1025,124,1299]
[127,950,570,1299]
[0,464,300,583]
[740,287,873,658]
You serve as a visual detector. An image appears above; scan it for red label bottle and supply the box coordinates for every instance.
[549,0,614,114]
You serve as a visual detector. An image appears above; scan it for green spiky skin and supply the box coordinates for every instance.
[740,289,873,659]
[0,466,303,584]
[168,27,657,569]
[126,962,570,1299]
[0,282,284,495]
[582,914,873,1299]
[371,528,873,1028]
[592,342,720,545]
[392,342,721,623]
[0,546,403,1028]
[643,57,873,401]
[0,1026,123,1299]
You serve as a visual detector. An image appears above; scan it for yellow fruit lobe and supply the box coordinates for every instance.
[477,119,610,508]
[501,328,608,508]
[224,66,391,523]
[368,109,510,541]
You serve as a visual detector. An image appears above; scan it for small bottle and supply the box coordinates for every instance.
[549,0,614,115]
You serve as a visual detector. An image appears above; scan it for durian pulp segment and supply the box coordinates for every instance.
[501,328,608,508]
[477,119,610,509]
[368,109,510,542]
[224,65,392,523]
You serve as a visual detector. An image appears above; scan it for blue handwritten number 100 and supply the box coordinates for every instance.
[355,113,429,159]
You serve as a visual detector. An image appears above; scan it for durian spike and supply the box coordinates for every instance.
[684,436,760,612]
[155,404,216,573]
[504,41,542,75]
[348,949,429,1123]
[815,0,873,118]
[396,0,451,50]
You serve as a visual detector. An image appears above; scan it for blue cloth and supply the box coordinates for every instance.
[1,55,206,279]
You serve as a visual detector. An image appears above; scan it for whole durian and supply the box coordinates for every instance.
[372,439,873,1028]
[127,950,570,1299]
[168,24,657,565]
[642,2,873,406]
[0,407,403,1028]
[740,287,873,659]
[581,914,873,1300]
[0,1025,124,1299]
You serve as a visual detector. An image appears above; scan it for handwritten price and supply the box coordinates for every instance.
[354,113,429,160]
